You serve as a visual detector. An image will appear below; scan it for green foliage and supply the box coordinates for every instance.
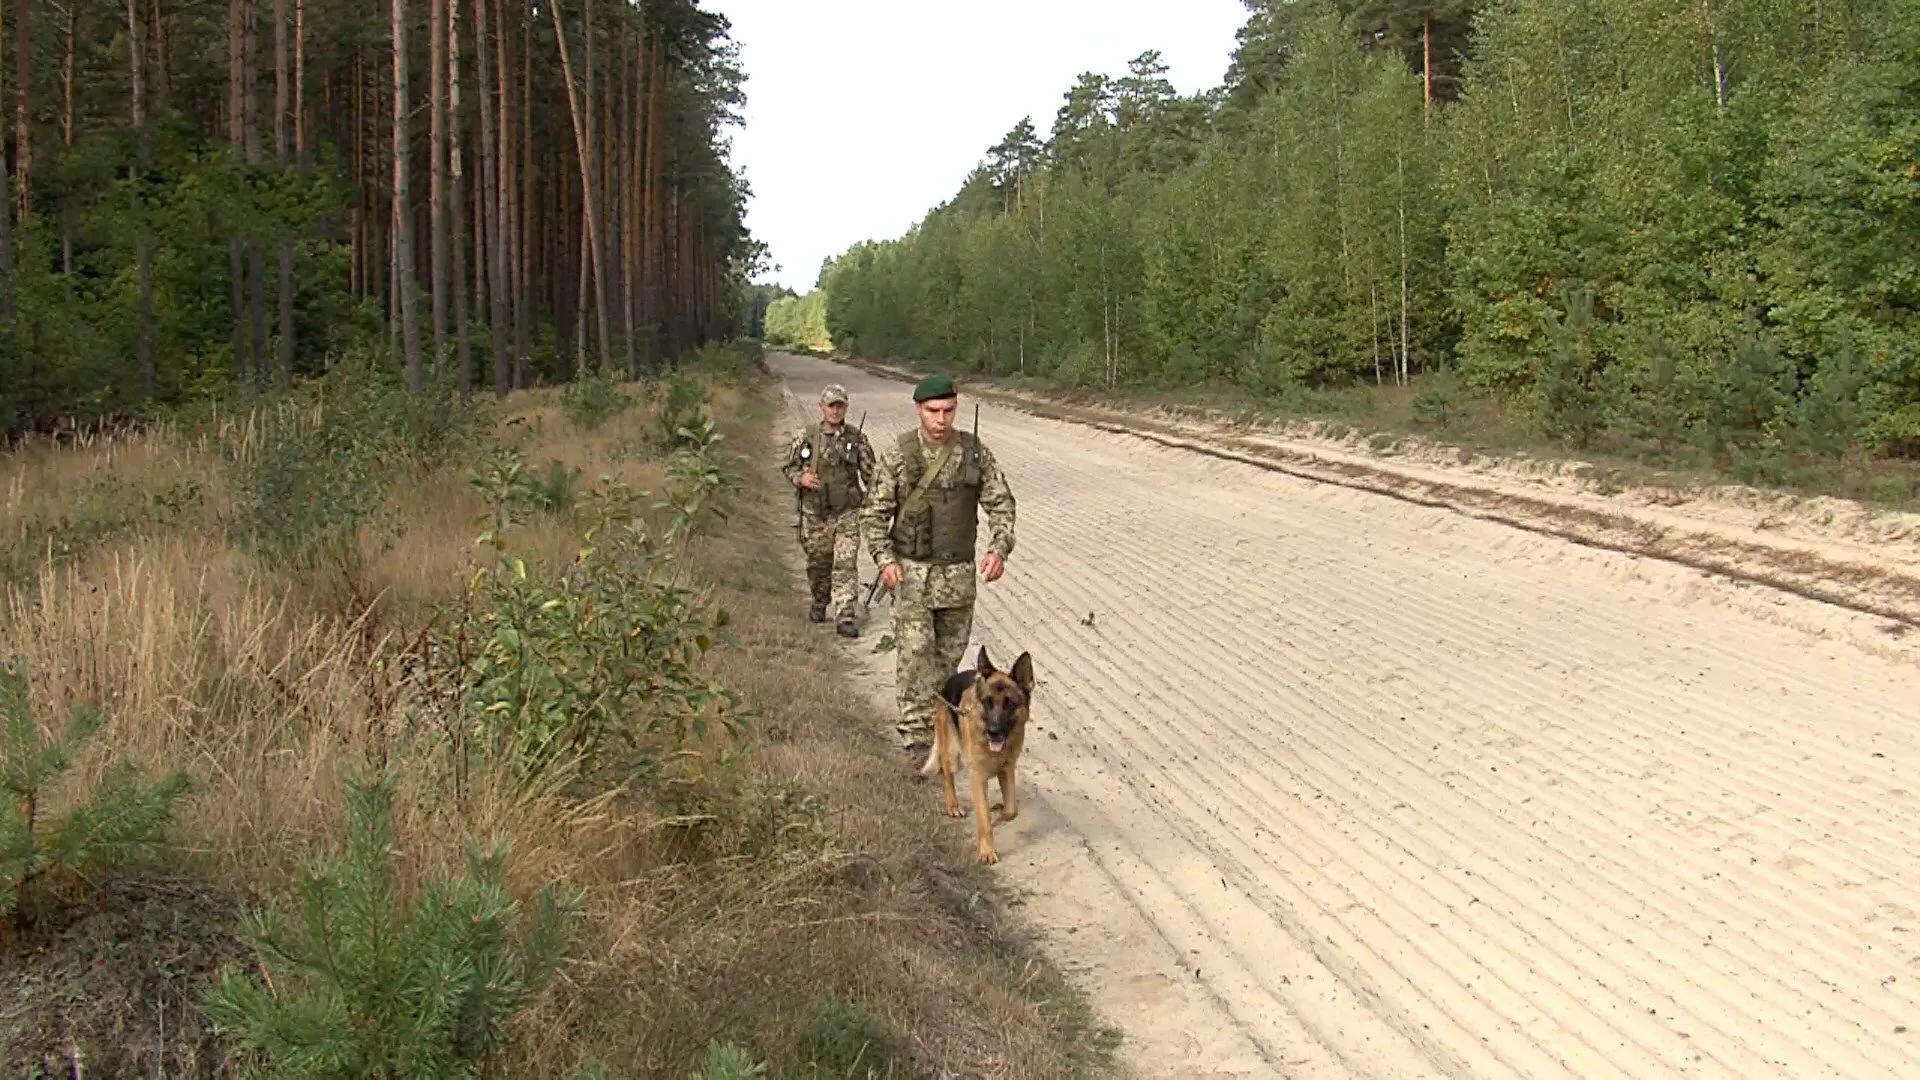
[796,996,904,1079]
[435,431,742,788]
[657,372,718,454]
[226,353,490,571]
[0,658,193,924]
[468,449,581,532]
[562,374,638,432]
[205,771,584,1078]
[1410,386,1457,429]
[682,339,768,384]
[690,1042,769,1080]
[1536,285,1605,449]
[763,292,834,353]
[0,117,363,438]
[0,472,206,588]
[817,0,1920,472]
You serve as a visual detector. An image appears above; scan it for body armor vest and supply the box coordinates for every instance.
[801,424,865,513]
[889,430,982,565]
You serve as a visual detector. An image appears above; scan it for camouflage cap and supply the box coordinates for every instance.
[912,374,957,403]
[820,384,849,405]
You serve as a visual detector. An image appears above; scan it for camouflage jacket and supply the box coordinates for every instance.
[861,428,1016,570]
[780,421,876,517]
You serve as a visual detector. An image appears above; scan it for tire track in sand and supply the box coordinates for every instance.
[769,353,1920,1079]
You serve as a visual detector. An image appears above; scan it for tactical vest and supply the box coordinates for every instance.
[801,423,866,513]
[889,430,982,565]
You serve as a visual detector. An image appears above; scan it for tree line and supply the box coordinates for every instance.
[0,0,761,436]
[786,0,1919,470]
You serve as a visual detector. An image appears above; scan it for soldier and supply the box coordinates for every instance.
[861,374,1016,757]
[781,384,876,636]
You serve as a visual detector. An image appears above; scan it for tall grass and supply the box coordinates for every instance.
[0,341,1114,1078]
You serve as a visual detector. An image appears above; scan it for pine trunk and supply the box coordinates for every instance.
[1423,13,1433,125]
[62,5,77,275]
[449,0,472,398]
[552,0,611,376]
[392,0,422,389]
[0,0,12,321]
[129,0,154,397]
[275,0,293,389]
[512,0,530,384]
[473,0,506,396]
[227,0,247,381]
[642,23,665,369]
[13,0,29,224]
[429,0,447,364]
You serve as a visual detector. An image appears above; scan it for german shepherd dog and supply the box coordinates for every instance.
[920,646,1035,864]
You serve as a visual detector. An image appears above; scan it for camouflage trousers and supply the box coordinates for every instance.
[799,508,860,621]
[889,559,978,746]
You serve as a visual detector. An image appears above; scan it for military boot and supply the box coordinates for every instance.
[806,565,830,622]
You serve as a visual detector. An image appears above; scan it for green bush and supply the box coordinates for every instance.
[1409,386,1456,429]
[226,352,489,572]
[1536,285,1605,450]
[562,373,636,432]
[436,457,741,788]
[0,658,193,926]
[656,372,714,453]
[467,449,580,533]
[0,473,205,588]
[797,996,904,1079]
[205,771,583,1078]
[691,1042,769,1080]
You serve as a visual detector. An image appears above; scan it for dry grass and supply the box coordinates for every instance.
[0,360,1116,1079]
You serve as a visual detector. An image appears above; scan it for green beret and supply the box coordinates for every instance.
[912,374,957,403]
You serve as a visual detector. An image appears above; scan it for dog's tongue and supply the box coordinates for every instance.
[988,736,1006,753]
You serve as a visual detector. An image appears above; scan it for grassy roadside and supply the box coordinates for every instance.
[0,344,1117,1078]
[809,349,1920,515]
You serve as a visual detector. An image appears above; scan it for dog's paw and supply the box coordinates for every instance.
[943,802,965,818]
[997,806,1019,823]
[977,844,999,865]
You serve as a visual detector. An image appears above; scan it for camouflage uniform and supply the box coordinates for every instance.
[862,426,1016,748]
[781,414,876,629]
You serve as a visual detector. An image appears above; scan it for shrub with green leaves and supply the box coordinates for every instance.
[562,373,636,432]
[205,771,583,1078]
[435,460,742,788]
[226,352,489,571]
[656,373,714,453]
[0,658,193,926]
[467,448,581,533]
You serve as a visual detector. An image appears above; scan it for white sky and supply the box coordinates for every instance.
[716,0,1254,293]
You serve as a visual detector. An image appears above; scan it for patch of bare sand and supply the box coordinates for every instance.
[774,351,1920,1079]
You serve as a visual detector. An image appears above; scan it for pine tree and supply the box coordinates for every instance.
[0,658,193,926]
[205,770,584,1076]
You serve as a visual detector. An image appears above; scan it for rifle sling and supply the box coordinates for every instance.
[902,438,955,513]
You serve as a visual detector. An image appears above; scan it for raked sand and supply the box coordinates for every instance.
[770,351,1920,1079]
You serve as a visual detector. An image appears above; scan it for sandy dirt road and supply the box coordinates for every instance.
[768,352,1920,1079]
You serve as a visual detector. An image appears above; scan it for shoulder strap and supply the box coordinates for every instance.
[903,435,954,510]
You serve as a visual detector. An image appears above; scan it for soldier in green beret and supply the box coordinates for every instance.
[781,383,876,634]
[861,374,1017,758]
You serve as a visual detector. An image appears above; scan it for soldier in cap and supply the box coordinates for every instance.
[781,383,876,635]
[861,374,1017,756]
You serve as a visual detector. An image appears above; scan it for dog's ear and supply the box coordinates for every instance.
[975,645,995,676]
[1009,652,1034,694]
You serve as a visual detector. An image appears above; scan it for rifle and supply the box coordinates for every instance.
[853,411,869,494]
